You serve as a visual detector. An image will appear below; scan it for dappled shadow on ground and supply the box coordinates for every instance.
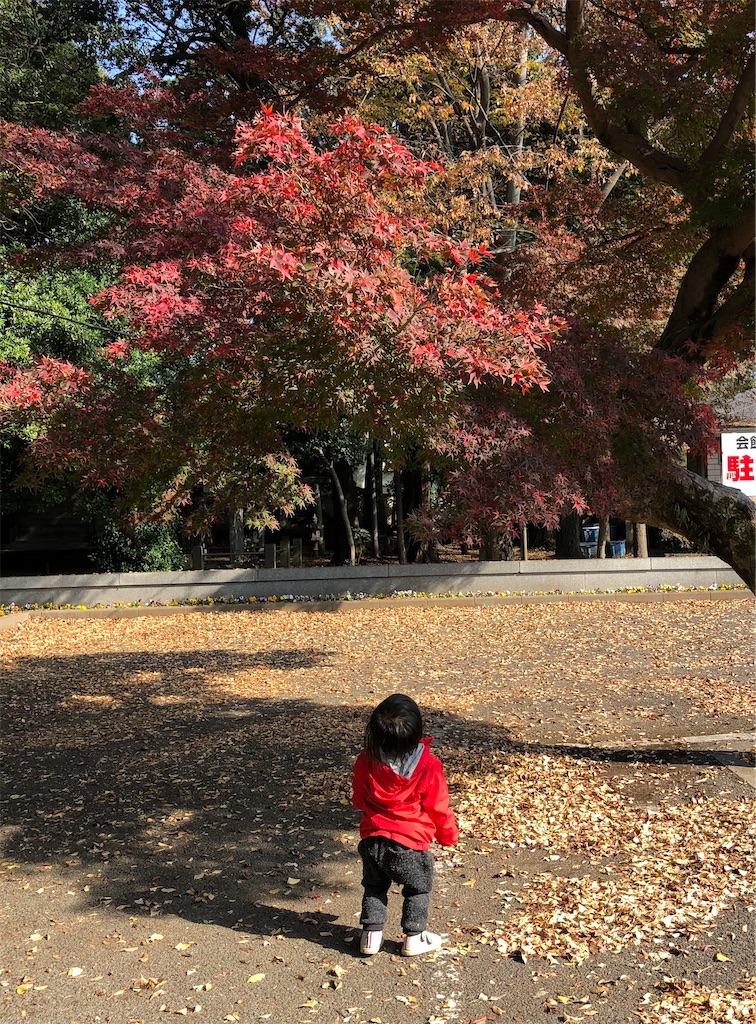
[2,652,357,946]
[0,642,745,953]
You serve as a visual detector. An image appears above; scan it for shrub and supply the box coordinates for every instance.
[91,520,186,573]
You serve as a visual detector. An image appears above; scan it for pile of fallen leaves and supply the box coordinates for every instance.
[449,751,755,962]
[635,976,756,1023]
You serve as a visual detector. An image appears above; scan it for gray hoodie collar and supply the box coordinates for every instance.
[381,743,424,779]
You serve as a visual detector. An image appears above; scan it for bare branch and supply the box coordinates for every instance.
[500,6,567,54]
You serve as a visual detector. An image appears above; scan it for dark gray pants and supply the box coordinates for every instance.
[358,836,434,935]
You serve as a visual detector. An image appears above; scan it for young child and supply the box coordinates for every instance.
[352,693,459,956]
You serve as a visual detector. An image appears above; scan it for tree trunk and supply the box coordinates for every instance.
[404,464,431,562]
[636,522,649,559]
[229,507,245,564]
[366,446,380,557]
[621,469,756,591]
[625,520,635,555]
[327,460,355,566]
[479,526,501,561]
[418,462,440,563]
[597,515,609,559]
[312,483,324,556]
[363,445,373,533]
[374,443,387,538]
[555,510,583,558]
[394,469,407,564]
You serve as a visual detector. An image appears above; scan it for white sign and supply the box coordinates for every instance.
[721,431,756,497]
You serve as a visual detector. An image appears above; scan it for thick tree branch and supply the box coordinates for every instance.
[565,0,586,37]
[561,1,691,186]
[497,5,567,54]
[657,206,756,356]
[339,4,567,64]
[620,468,756,592]
[700,248,755,343]
[340,21,418,61]
[595,159,629,210]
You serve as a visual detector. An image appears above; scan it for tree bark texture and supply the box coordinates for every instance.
[229,507,245,563]
[636,522,649,559]
[368,447,380,556]
[362,446,381,556]
[479,526,502,561]
[597,515,609,559]
[374,444,387,538]
[419,462,440,563]
[621,470,756,591]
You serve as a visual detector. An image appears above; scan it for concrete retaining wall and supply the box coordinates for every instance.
[0,556,743,607]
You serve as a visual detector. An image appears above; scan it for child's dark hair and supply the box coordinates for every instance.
[364,693,423,761]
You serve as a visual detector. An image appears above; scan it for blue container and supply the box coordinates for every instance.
[582,525,600,543]
[609,540,626,557]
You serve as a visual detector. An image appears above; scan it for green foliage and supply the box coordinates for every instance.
[0,266,112,365]
[90,518,186,573]
[287,427,370,476]
[0,0,122,130]
[350,524,372,563]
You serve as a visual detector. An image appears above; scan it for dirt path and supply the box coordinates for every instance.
[1,599,754,1023]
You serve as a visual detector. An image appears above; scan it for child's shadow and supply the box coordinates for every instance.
[244,905,404,959]
[242,904,359,956]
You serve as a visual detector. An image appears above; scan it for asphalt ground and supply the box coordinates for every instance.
[1,598,754,1024]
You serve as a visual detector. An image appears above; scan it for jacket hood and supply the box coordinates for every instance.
[372,737,433,790]
[381,740,424,779]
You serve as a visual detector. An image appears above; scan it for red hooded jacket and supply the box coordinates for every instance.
[352,738,459,851]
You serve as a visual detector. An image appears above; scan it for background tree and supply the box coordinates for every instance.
[317,0,755,585]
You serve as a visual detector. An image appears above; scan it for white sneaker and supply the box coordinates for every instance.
[360,929,383,955]
[402,931,443,956]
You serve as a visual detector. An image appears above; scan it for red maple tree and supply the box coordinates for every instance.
[0,104,563,529]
